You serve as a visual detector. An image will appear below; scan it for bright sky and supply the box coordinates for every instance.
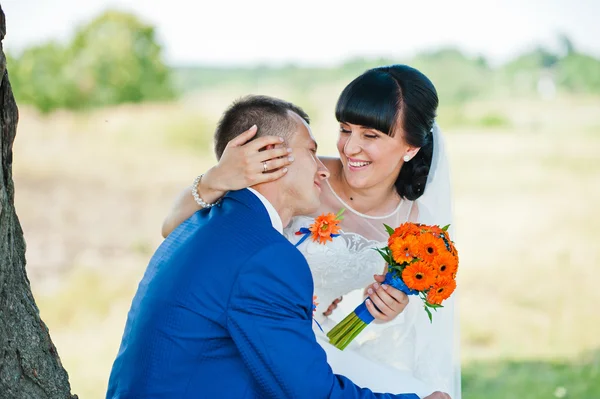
[2,0,599,67]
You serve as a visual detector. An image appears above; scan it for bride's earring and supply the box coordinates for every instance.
[403,155,410,162]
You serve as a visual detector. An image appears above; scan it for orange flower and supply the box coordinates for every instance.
[418,232,445,263]
[448,240,458,258]
[401,261,436,291]
[309,213,342,244]
[426,277,457,305]
[432,251,458,278]
[390,235,420,264]
[388,223,422,245]
[427,225,444,237]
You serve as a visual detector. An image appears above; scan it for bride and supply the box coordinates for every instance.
[162,65,460,399]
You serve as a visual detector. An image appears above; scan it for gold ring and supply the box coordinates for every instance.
[263,161,268,172]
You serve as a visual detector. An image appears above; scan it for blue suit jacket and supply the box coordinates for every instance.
[107,189,419,399]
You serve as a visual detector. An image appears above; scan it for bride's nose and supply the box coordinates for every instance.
[344,133,361,156]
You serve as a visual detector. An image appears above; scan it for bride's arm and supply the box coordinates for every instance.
[161,168,224,238]
[161,126,294,238]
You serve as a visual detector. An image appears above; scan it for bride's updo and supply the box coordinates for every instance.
[335,65,438,201]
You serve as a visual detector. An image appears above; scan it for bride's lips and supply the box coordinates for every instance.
[346,157,372,171]
[314,180,322,190]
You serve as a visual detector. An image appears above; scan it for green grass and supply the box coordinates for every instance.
[463,351,600,399]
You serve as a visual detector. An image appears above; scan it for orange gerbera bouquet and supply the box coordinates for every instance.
[327,222,458,350]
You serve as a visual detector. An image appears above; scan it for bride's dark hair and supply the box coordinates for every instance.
[335,64,438,201]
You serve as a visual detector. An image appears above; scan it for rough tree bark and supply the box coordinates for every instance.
[0,5,77,399]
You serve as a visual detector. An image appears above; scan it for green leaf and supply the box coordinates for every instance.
[373,248,392,264]
[335,208,346,220]
[385,248,394,261]
[425,306,433,323]
[383,224,395,236]
[389,265,403,273]
[374,248,386,257]
[441,224,451,231]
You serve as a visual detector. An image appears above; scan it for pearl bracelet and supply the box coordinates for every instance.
[191,174,220,208]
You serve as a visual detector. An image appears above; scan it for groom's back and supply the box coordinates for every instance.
[106,190,297,398]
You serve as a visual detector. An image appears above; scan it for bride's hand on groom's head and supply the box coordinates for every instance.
[213,125,294,191]
[364,274,409,322]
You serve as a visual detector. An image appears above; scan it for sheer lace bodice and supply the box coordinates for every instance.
[285,215,386,321]
[283,180,415,321]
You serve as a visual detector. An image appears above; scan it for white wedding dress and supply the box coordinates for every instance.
[283,124,461,398]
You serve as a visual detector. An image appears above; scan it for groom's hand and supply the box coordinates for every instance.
[365,274,409,322]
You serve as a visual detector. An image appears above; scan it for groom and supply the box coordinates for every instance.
[106,95,427,398]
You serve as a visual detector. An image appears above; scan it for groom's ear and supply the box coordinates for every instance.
[259,144,275,153]
[260,141,286,152]
[258,144,275,152]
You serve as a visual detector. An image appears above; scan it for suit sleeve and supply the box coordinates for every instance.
[226,242,419,399]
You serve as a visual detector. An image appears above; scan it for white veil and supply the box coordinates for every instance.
[416,123,454,230]
[413,122,461,398]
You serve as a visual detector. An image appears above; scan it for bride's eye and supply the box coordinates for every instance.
[364,134,378,139]
[339,127,351,134]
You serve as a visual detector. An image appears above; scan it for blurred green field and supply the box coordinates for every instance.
[12,87,600,398]
[463,351,600,399]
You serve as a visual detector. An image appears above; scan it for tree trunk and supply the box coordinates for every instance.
[0,5,77,398]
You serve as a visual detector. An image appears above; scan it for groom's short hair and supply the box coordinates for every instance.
[214,95,310,160]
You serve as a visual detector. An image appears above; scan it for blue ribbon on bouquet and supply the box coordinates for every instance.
[294,227,340,247]
[355,272,419,324]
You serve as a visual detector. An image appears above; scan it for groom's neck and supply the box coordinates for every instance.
[252,184,294,228]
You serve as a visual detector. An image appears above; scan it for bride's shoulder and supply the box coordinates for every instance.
[408,200,419,222]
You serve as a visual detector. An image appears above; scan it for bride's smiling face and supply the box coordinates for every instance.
[336,121,418,191]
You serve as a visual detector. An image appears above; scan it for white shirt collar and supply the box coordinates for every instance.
[247,188,283,234]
